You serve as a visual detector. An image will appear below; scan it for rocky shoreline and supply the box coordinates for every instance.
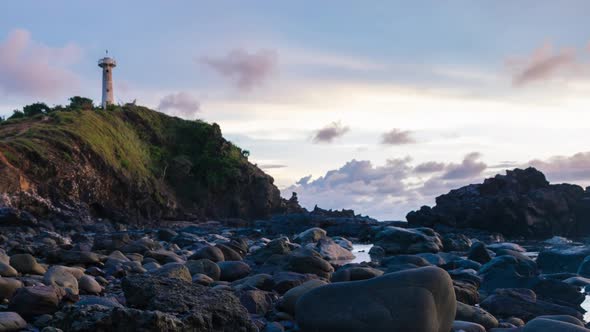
[0,209,587,331]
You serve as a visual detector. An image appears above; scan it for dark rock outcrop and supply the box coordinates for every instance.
[407,168,590,238]
[122,274,256,331]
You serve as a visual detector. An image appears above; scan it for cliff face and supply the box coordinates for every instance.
[0,105,285,223]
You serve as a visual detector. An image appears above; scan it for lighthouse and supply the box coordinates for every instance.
[98,52,116,109]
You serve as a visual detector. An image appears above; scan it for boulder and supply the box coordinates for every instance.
[218,261,251,282]
[523,315,589,331]
[311,238,355,261]
[0,312,27,332]
[239,290,275,315]
[78,275,102,295]
[0,262,17,278]
[185,259,221,280]
[0,278,22,300]
[285,248,334,279]
[373,226,443,255]
[295,266,456,332]
[10,254,45,275]
[331,266,383,282]
[56,250,101,265]
[480,288,583,322]
[43,265,79,295]
[189,245,225,262]
[294,227,327,244]
[216,244,242,261]
[451,321,486,332]
[467,242,492,264]
[8,286,64,318]
[122,274,256,331]
[455,301,499,329]
[279,279,328,315]
[272,272,318,294]
[152,263,192,282]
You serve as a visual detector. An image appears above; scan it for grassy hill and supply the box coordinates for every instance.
[0,104,284,222]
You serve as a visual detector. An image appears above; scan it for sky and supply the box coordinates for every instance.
[2,1,590,220]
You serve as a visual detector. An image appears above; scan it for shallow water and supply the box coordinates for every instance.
[350,244,373,263]
[583,293,590,322]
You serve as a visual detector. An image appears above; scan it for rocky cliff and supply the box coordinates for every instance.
[0,104,286,223]
[407,167,590,238]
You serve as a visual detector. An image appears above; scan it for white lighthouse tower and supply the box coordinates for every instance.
[98,51,116,109]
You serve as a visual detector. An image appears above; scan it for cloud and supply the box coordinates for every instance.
[414,161,446,174]
[258,164,287,170]
[510,43,577,86]
[312,121,350,143]
[199,48,278,91]
[441,152,487,179]
[0,29,81,97]
[526,152,590,183]
[284,153,489,220]
[381,128,416,145]
[158,92,200,117]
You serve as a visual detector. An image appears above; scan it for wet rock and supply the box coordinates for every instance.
[311,238,355,261]
[373,226,443,255]
[56,250,101,265]
[295,266,456,332]
[145,250,184,264]
[192,273,214,286]
[0,262,18,277]
[239,290,275,315]
[522,315,589,331]
[443,233,472,252]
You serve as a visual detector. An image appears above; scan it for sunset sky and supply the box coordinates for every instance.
[2,1,590,219]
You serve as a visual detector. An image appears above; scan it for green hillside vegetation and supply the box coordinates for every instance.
[0,97,251,207]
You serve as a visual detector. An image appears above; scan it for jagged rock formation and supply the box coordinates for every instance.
[0,105,287,223]
[407,167,590,238]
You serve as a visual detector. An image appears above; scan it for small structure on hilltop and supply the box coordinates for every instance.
[98,51,117,109]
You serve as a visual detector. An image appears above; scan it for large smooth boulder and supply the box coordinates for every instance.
[0,278,22,300]
[9,254,45,275]
[373,227,443,255]
[295,266,456,332]
[279,279,327,315]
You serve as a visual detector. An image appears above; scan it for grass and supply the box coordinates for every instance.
[0,105,248,201]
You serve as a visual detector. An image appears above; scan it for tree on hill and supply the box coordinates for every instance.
[8,110,25,120]
[68,96,94,110]
[23,102,50,117]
